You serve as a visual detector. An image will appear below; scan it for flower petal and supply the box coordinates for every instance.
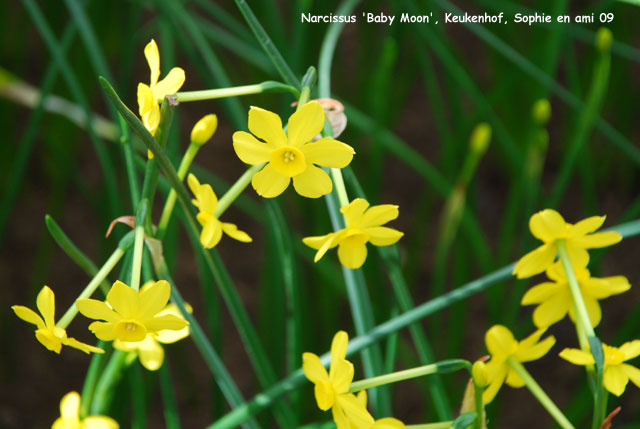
[144,39,160,86]
[82,417,119,429]
[145,314,189,332]
[60,391,80,418]
[248,106,287,147]
[12,305,45,329]
[138,280,172,319]
[76,299,120,323]
[485,325,517,358]
[337,243,368,269]
[292,165,333,198]
[201,217,223,249]
[137,83,154,116]
[372,418,406,429]
[341,198,369,227]
[532,294,569,328]
[336,393,375,428]
[107,281,138,318]
[302,352,329,383]
[359,205,400,229]
[300,138,354,168]
[513,243,557,279]
[251,163,290,198]
[330,331,349,363]
[529,209,566,242]
[521,282,560,305]
[517,333,555,362]
[621,363,640,389]
[37,286,56,328]
[35,328,62,353]
[88,321,116,341]
[505,367,525,387]
[619,340,640,361]
[63,337,105,354]
[564,243,590,268]
[197,183,218,215]
[287,101,326,147]
[221,222,253,243]
[482,361,507,404]
[571,231,622,249]
[138,337,165,371]
[155,324,190,344]
[559,348,595,366]
[153,67,185,100]
[572,297,602,328]
[303,232,340,262]
[365,226,403,246]
[570,216,606,236]
[233,131,272,165]
[599,276,631,295]
[329,359,354,394]
[604,365,629,396]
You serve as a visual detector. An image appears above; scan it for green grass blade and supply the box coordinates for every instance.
[159,362,181,429]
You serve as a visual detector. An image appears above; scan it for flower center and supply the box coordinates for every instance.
[270,146,307,177]
[340,228,370,248]
[603,346,625,366]
[114,319,147,342]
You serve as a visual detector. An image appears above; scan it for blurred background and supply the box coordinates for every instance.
[1,0,639,427]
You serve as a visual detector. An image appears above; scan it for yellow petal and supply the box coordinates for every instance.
[107,281,138,318]
[251,163,290,198]
[300,138,354,168]
[302,233,333,250]
[144,39,160,86]
[138,337,165,371]
[356,390,367,407]
[570,231,622,249]
[599,276,631,295]
[60,391,81,418]
[315,379,335,411]
[330,331,349,363]
[572,297,601,328]
[621,363,640,389]
[335,393,375,427]
[35,328,62,353]
[337,243,368,269]
[287,101,326,147]
[482,361,507,404]
[372,418,406,429]
[153,67,185,100]
[531,293,569,328]
[201,217,223,249]
[138,280,171,319]
[604,365,629,396]
[521,282,560,305]
[37,285,56,328]
[512,243,557,279]
[359,205,400,229]
[564,243,590,268]
[187,173,201,197]
[76,299,120,323]
[618,340,640,361]
[197,184,219,214]
[137,83,154,116]
[221,222,253,242]
[529,209,566,242]
[517,333,555,362]
[365,226,403,246]
[570,215,606,236]
[505,367,525,387]
[155,324,190,344]
[485,325,517,358]
[145,314,189,332]
[88,321,116,341]
[292,164,333,198]
[559,348,595,365]
[248,106,287,147]
[329,359,354,394]
[82,416,119,429]
[142,104,160,136]
[233,131,272,165]
[339,199,368,227]
[302,352,329,383]
[63,337,105,354]
[12,305,45,329]
[303,232,340,262]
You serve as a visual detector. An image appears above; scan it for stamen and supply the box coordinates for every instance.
[283,151,296,163]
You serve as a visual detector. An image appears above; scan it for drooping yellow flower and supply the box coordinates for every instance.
[560,341,640,396]
[303,331,374,429]
[12,286,104,355]
[303,198,404,269]
[52,391,118,429]
[233,101,355,198]
[350,390,405,429]
[482,325,555,404]
[76,280,188,343]
[114,284,191,371]
[522,260,630,328]
[187,174,252,249]
[137,39,185,156]
[513,209,621,279]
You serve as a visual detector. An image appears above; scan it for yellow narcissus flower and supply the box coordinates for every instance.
[233,101,355,198]
[187,174,252,249]
[12,286,104,355]
[303,331,374,429]
[560,341,640,396]
[303,198,404,269]
[137,39,185,156]
[522,260,630,328]
[52,391,118,429]
[76,280,188,342]
[513,209,621,279]
[350,390,405,429]
[482,325,555,404]
[114,283,191,371]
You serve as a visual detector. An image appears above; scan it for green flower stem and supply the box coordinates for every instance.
[130,225,145,292]
[214,163,265,218]
[89,350,129,415]
[406,423,454,429]
[349,359,470,393]
[557,240,596,340]
[56,244,128,329]
[157,142,202,239]
[507,358,575,429]
[331,168,350,208]
[159,362,181,429]
[175,81,298,102]
[79,341,108,418]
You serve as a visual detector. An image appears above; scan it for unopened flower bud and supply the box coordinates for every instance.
[470,123,491,156]
[596,27,613,53]
[191,114,217,146]
[472,360,489,388]
[532,99,551,126]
